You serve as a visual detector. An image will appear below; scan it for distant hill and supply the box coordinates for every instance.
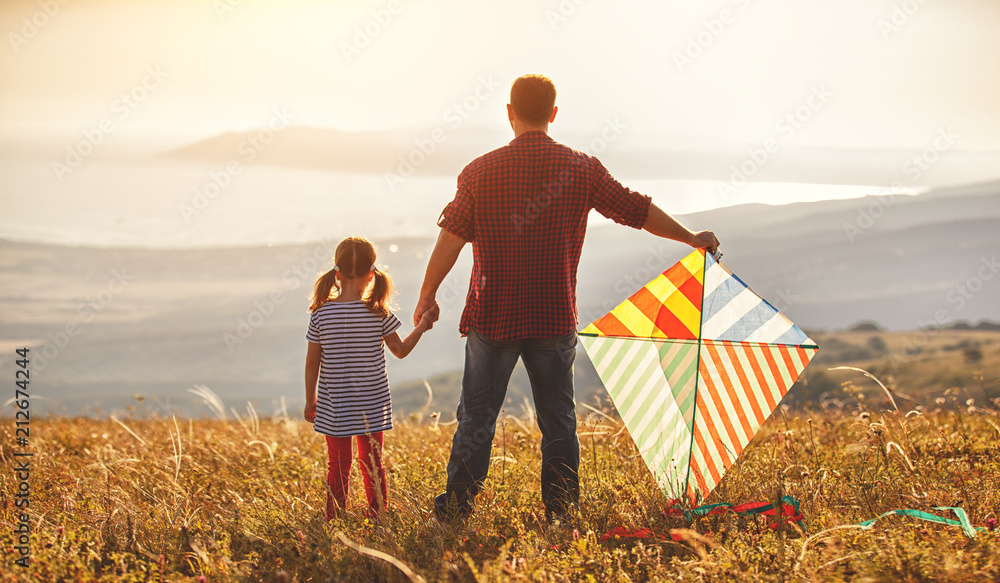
[394,328,1000,415]
[2,180,998,417]
[163,125,1000,185]
[162,126,498,178]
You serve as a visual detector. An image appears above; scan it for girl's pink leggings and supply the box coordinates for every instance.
[324,432,387,520]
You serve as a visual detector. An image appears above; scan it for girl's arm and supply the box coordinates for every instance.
[384,305,439,359]
[304,341,321,422]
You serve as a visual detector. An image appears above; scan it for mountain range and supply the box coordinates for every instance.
[1,179,997,418]
[164,126,1000,186]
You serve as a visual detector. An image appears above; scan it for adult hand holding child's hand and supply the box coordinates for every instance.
[414,297,440,327]
[419,304,440,331]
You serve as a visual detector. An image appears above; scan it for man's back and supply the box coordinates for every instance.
[438,130,651,341]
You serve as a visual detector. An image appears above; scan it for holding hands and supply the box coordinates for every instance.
[416,303,440,332]
[414,296,441,328]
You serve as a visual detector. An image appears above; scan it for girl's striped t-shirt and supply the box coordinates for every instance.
[306,301,401,437]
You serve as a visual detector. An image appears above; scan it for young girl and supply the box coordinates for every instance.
[304,236,437,520]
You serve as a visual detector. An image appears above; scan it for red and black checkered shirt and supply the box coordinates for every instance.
[438,130,652,341]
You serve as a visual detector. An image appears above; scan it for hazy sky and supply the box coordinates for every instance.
[2,0,1000,152]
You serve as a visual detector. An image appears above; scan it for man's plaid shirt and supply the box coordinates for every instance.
[438,130,652,341]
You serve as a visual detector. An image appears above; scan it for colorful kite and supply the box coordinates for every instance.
[580,249,818,504]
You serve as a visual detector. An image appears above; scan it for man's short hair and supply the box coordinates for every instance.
[510,74,557,126]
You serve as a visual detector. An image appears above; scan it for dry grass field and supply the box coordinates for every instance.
[1,368,999,582]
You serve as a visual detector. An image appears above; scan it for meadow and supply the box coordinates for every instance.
[1,372,998,582]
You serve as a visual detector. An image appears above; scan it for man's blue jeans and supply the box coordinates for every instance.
[435,328,580,520]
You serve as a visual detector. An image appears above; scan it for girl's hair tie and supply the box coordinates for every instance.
[333,264,377,273]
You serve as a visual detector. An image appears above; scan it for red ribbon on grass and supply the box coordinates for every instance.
[601,496,805,542]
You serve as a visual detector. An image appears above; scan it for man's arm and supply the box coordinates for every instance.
[414,228,468,326]
[643,202,720,254]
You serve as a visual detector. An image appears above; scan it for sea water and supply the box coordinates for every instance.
[0,157,890,249]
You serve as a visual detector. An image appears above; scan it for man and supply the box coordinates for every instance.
[415,74,719,522]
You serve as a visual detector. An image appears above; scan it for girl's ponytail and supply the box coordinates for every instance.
[366,267,394,319]
[310,268,339,312]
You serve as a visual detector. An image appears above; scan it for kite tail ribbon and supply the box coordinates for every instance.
[662,495,805,532]
[601,496,805,543]
[858,506,985,539]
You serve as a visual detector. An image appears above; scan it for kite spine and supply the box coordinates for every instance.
[682,249,706,504]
